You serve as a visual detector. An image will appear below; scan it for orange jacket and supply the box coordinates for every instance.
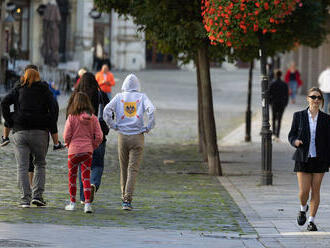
[95,71,115,93]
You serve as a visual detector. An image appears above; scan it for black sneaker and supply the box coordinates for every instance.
[307,222,318,231]
[0,136,10,147]
[297,205,309,226]
[31,198,46,207]
[19,201,30,208]
[53,141,65,151]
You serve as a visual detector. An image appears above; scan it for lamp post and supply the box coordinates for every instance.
[245,61,253,142]
[259,33,273,185]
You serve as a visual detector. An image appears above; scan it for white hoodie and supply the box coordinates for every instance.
[318,68,330,93]
[103,74,155,135]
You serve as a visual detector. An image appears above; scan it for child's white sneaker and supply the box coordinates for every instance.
[84,203,93,213]
[65,202,76,211]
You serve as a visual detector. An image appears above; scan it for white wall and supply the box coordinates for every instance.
[111,11,145,71]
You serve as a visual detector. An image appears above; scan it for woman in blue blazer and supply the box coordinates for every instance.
[288,87,330,231]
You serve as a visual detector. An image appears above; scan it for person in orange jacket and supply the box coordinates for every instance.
[95,64,115,100]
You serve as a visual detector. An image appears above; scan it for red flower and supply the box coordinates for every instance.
[264,2,269,10]
[253,23,259,31]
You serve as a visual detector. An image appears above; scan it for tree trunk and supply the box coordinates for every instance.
[197,43,222,176]
[245,61,253,142]
[195,57,208,162]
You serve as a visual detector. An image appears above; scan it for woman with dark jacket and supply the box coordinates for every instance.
[66,72,110,203]
[1,69,58,207]
[270,70,289,140]
[288,87,330,231]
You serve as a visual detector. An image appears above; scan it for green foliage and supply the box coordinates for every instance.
[202,0,301,48]
[95,0,228,64]
[219,0,330,62]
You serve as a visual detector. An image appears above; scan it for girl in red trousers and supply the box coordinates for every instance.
[63,92,103,213]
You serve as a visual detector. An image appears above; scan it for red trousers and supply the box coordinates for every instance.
[68,153,92,203]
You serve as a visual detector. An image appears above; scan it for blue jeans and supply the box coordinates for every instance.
[79,141,106,201]
[289,80,297,101]
[324,93,330,113]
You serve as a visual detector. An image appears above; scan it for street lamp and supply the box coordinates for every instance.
[4,2,15,23]
[259,32,273,186]
[89,8,101,19]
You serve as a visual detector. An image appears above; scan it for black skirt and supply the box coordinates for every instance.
[294,157,329,173]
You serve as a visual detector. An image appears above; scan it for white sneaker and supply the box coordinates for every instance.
[65,202,76,211]
[84,203,93,213]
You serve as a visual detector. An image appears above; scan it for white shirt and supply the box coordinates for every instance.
[308,109,318,158]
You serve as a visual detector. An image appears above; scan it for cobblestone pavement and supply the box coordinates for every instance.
[0,69,266,247]
[220,95,330,247]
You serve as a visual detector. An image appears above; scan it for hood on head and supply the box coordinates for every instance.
[121,74,141,92]
[79,112,92,125]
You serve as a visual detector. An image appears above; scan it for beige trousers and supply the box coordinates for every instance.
[118,133,144,202]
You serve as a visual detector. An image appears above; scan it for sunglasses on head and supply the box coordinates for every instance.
[308,95,322,100]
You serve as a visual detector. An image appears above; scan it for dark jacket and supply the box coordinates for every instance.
[90,90,110,142]
[1,81,58,134]
[269,79,289,107]
[288,109,330,163]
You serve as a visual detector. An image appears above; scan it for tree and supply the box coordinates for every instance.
[95,0,228,175]
[202,0,302,184]
[203,0,330,183]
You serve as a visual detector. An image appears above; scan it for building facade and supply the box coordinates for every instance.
[0,0,146,80]
[280,39,330,94]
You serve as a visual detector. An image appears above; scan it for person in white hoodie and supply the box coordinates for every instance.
[103,74,155,210]
[318,66,330,113]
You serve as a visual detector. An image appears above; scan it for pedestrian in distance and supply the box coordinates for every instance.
[67,72,110,204]
[95,64,115,100]
[63,92,103,213]
[269,70,289,141]
[73,68,87,90]
[288,87,330,231]
[318,66,330,113]
[1,69,59,208]
[285,62,303,104]
[103,73,155,210]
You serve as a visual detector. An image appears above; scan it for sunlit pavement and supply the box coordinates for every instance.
[219,94,330,247]
[0,69,268,247]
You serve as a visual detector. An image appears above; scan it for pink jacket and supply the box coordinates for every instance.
[63,112,103,155]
